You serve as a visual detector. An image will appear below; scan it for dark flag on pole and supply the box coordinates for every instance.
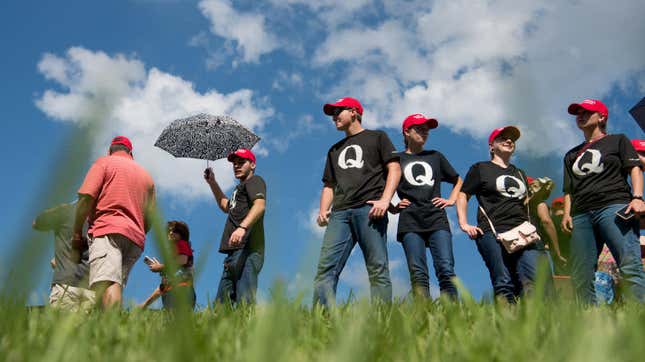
[629,97,645,132]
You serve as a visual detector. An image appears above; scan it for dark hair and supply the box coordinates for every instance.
[167,220,190,241]
[109,144,131,155]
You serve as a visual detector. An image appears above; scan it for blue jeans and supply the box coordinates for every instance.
[475,232,550,303]
[401,230,457,299]
[313,205,392,306]
[215,249,264,304]
[570,203,645,304]
[161,286,196,310]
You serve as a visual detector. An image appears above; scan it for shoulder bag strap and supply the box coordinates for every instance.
[478,205,498,237]
[515,169,531,223]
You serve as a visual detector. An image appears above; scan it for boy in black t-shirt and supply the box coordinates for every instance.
[204,148,266,304]
[313,97,401,306]
[562,99,645,304]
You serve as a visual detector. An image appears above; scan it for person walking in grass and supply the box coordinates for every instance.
[33,202,95,310]
[457,126,548,303]
[389,114,462,300]
[526,177,567,267]
[313,97,401,306]
[140,220,195,310]
[204,148,266,305]
[561,99,645,304]
[73,136,156,309]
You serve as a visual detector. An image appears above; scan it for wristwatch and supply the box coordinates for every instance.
[632,195,643,200]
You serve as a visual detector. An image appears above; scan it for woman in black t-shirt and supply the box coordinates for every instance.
[390,114,463,299]
[562,99,645,304]
[457,126,548,303]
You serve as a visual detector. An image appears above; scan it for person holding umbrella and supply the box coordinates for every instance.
[313,97,401,306]
[562,99,645,304]
[204,148,266,305]
[457,126,548,303]
[390,114,462,300]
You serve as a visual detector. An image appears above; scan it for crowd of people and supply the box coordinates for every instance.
[33,97,645,311]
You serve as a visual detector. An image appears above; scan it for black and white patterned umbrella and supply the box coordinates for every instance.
[154,113,260,161]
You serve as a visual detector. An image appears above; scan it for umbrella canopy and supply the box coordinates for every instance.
[629,97,645,133]
[154,113,260,161]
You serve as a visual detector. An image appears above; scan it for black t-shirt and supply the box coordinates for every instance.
[396,150,459,240]
[462,161,529,234]
[322,129,398,211]
[563,134,640,215]
[33,204,90,288]
[219,175,266,253]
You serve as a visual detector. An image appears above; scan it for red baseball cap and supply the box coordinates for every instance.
[551,196,565,209]
[402,113,438,132]
[488,126,520,144]
[567,99,608,118]
[111,136,133,151]
[526,176,535,184]
[323,97,363,116]
[227,148,256,164]
[631,139,645,152]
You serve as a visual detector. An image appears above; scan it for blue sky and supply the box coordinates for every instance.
[1,0,643,308]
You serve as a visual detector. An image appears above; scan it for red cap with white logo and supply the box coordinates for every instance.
[323,97,364,116]
[227,148,256,164]
[402,113,438,132]
[567,99,608,118]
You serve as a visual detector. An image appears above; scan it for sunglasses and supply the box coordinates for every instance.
[331,107,351,117]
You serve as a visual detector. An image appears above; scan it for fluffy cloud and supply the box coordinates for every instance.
[36,47,273,200]
[198,0,279,63]
[307,0,645,156]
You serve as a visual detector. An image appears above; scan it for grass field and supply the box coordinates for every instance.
[1,282,644,362]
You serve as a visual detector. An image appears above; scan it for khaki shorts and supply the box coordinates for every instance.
[50,283,96,311]
[89,234,142,288]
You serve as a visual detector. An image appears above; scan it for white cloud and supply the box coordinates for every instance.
[272,71,304,91]
[198,0,279,63]
[268,0,372,27]
[36,47,273,201]
[309,0,645,156]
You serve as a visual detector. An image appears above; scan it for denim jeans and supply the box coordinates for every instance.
[215,248,264,305]
[475,232,550,303]
[161,286,196,310]
[313,205,392,306]
[401,230,457,299]
[570,203,645,304]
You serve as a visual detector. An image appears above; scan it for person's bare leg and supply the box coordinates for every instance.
[102,282,122,308]
[93,281,122,309]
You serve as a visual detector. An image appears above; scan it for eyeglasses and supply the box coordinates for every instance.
[408,125,430,134]
[331,107,351,117]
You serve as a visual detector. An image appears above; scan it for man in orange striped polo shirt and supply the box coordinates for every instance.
[72,136,156,308]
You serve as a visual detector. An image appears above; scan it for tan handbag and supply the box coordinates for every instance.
[478,171,540,253]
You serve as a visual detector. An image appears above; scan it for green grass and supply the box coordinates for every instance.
[1,285,644,362]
